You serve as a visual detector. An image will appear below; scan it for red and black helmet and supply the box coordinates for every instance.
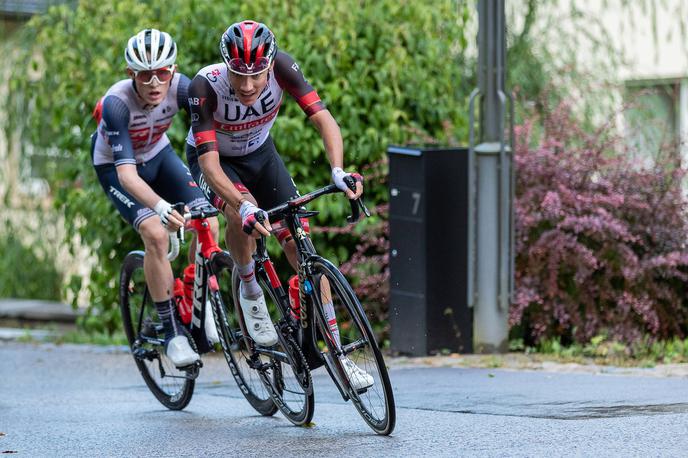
[220,20,277,75]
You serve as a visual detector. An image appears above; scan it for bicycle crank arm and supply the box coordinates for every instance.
[254,347,290,364]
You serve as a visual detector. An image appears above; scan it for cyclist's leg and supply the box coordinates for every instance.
[94,156,198,366]
[93,162,168,301]
[152,147,222,344]
[186,142,276,345]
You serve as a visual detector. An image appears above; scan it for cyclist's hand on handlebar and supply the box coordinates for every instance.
[154,199,185,231]
[332,167,364,200]
[239,200,272,238]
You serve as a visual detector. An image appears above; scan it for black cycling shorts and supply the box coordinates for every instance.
[185,135,299,212]
[92,134,209,231]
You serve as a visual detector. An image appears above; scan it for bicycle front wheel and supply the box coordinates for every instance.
[119,251,194,410]
[308,257,396,435]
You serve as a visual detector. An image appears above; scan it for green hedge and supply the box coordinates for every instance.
[0,222,62,301]
[6,0,470,333]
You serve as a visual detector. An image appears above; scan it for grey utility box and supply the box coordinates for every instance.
[387,145,473,356]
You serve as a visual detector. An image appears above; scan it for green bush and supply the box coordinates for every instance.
[6,0,470,333]
[0,221,62,301]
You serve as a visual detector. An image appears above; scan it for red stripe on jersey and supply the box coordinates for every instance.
[234,182,249,193]
[92,97,104,124]
[297,91,321,110]
[194,130,217,145]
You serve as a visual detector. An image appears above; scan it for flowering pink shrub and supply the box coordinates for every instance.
[513,103,688,345]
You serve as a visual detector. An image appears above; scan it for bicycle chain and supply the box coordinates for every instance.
[282,330,312,394]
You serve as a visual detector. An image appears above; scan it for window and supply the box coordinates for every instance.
[623,80,680,166]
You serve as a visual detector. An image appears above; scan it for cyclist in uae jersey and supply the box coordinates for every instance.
[91,29,219,368]
[186,20,373,390]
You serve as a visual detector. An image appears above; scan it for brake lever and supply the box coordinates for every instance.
[358,198,371,218]
[346,198,361,224]
[172,202,186,242]
[342,174,369,223]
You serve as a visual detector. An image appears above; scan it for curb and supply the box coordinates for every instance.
[0,327,56,341]
[0,299,80,323]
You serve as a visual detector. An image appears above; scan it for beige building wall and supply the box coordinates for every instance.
[1,12,94,306]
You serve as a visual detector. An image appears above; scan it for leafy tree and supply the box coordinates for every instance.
[5,0,470,333]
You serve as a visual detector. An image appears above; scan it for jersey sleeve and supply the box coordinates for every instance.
[273,51,326,117]
[188,75,219,155]
[101,95,135,167]
[176,73,192,113]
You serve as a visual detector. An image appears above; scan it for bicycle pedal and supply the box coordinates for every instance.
[133,347,158,361]
[140,319,159,339]
[177,360,203,380]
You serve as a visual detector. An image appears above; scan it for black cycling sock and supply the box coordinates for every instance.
[155,299,179,342]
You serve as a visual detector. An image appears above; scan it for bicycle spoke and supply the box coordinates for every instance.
[120,252,194,410]
[309,258,395,435]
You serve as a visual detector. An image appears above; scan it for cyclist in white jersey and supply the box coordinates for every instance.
[186,20,373,390]
[91,29,219,368]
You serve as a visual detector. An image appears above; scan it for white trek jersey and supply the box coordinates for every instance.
[92,74,182,166]
[185,63,283,157]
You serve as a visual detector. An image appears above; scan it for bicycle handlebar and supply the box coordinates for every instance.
[264,182,370,224]
[166,204,220,261]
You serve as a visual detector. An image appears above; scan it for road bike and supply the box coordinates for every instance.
[224,182,396,435]
[119,205,221,409]
[120,202,310,420]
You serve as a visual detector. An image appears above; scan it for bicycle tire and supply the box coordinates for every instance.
[308,257,396,435]
[209,252,277,416]
[119,251,195,410]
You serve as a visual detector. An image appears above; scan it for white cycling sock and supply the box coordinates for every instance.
[322,301,341,346]
[237,261,262,299]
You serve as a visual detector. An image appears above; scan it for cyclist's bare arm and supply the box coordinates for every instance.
[309,110,343,168]
[308,110,361,200]
[115,164,162,209]
[101,97,184,229]
[273,52,361,200]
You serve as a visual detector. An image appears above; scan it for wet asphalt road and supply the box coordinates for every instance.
[2,341,688,457]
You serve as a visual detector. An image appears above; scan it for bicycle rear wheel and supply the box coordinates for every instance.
[119,251,195,410]
[209,252,277,416]
[308,257,396,435]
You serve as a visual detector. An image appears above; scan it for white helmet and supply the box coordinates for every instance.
[124,28,177,71]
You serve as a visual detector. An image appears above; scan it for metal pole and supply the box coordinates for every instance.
[468,0,513,353]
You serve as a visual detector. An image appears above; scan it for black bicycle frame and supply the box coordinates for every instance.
[251,183,369,391]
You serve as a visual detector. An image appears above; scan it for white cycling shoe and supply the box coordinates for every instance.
[340,356,374,391]
[239,289,278,346]
[165,335,200,368]
[203,302,220,344]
